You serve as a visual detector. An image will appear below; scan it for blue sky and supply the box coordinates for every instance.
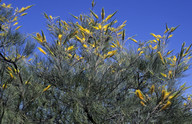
[8,0,192,92]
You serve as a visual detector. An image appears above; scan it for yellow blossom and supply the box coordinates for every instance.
[139,51,144,56]
[9,72,14,78]
[7,67,12,72]
[83,44,88,48]
[28,58,32,62]
[13,22,18,26]
[161,101,171,110]
[137,48,141,51]
[161,73,167,78]
[150,33,157,38]
[43,85,51,92]
[104,50,117,58]
[66,46,74,51]
[140,101,146,107]
[58,34,62,41]
[135,89,144,100]
[38,47,47,55]
[168,34,173,38]
[173,56,177,63]
[184,103,187,106]
[15,26,22,30]
[49,15,53,20]
[21,13,27,16]
[153,45,158,50]
[157,51,164,64]
[2,84,7,89]
[130,38,137,43]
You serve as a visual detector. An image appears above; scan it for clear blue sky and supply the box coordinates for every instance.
[9,0,192,92]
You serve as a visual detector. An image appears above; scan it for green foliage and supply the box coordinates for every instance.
[0,1,192,124]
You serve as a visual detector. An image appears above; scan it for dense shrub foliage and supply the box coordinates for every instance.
[0,1,192,123]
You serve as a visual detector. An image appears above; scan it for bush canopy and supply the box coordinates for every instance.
[0,1,192,123]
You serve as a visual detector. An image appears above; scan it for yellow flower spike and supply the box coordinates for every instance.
[137,48,141,51]
[163,91,171,101]
[83,44,88,48]
[140,101,146,107]
[150,85,155,94]
[66,46,74,51]
[173,56,177,63]
[7,67,13,72]
[12,16,18,22]
[153,45,158,50]
[168,34,173,38]
[43,85,51,92]
[18,5,32,13]
[139,51,144,56]
[2,84,7,89]
[49,15,53,20]
[161,101,171,110]
[13,22,18,26]
[135,89,145,100]
[21,13,27,16]
[187,97,191,101]
[28,58,32,62]
[104,50,117,59]
[103,11,117,22]
[58,34,62,41]
[38,47,47,55]
[57,41,61,46]
[168,70,172,78]
[164,28,169,33]
[67,53,72,58]
[103,23,110,30]
[130,38,137,43]
[98,23,102,30]
[114,20,117,23]
[157,51,165,64]
[36,33,41,39]
[153,40,157,43]
[25,80,30,85]
[156,35,162,38]
[7,5,11,8]
[149,44,152,48]
[78,25,92,35]
[92,26,100,30]
[187,56,192,60]
[160,73,167,78]
[105,15,113,22]
[111,43,116,48]
[184,103,187,106]
[168,94,176,100]
[75,36,85,43]
[15,26,22,30]
[150,33,157,38]
[166,50,172,55]
[1,3,6,8]
[9,72,14,79]
[117,31,123,36]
